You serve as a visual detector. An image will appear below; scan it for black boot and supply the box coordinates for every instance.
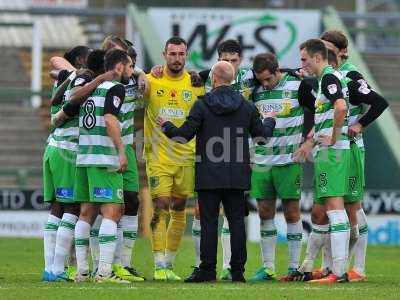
[231,271,246,283]
[184,267,199,282]
[184,269,216,283]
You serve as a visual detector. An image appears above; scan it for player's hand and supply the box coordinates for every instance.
[293,138,314,163]
[189,71,203,87]
[137,74,149,98]
[99,70,118,82]
[156,115,168,126]
[348,122,363,138]
[118,150,128,173]
[261,111,277,119]
[295,68,309,78]
[150,65,164,78]
[317,134,336,147]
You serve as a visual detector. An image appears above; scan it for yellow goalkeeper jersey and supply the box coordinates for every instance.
[144,68,205,166]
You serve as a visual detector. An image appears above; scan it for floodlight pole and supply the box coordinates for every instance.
[31,20,42,108]
[355,0,367,51]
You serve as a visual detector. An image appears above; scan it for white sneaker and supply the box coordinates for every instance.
[94,271,130,284]
[75,272,91,283]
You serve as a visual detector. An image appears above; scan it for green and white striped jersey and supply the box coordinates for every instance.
[339,59,365,148]
[205,67,256,100]
[314,65,350,153]
[48,77,79,153]
[252,73,303,165]
[76,81,124,169]
[121,76,140,145]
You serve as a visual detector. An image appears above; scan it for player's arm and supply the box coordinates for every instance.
[347,80,389,137]
[104,84,127,172]
[49,70,60,80]
[50,56,76,72]
[51,70,75,105]
[52,101,80,128]
[134,67,150,97]
[69,71,116,105]
[249,103,276,143]
[51,72,95,127]
[293,79,317,162]
[158,100,204,143]
[346,70,364,82]
[318,74,347,146]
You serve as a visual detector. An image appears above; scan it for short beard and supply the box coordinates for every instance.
[168,64,183,74]
[120,76,130,85]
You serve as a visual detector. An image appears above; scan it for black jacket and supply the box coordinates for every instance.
[162,85,276,191]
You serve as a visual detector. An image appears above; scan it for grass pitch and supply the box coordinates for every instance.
[0,237,399,300]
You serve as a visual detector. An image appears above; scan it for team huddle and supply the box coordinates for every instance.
[41,30,388,284]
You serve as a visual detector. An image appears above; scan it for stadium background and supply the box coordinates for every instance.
[0,0,399,248]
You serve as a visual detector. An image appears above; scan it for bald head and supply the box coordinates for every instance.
[211,61,235,88]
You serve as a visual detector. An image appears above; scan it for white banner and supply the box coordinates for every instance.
[247,213,400,245]
[148,8,321,70]
[0,211,48,237]
[29,0,87,8]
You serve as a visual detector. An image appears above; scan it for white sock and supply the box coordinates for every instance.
[321,234,333,272]
[120,215,138,268]
[89,215,102,272]
[75,220,91,275]
[287,220,303,270]
[300,223,329,273]
[165,250,177,268]
[327,210,350,277]
[43,214,61,272]
[154,251,165,269]
[191,217,201,267]
[348,224,359,258]
[260,218,276,272]
[113,222,123,265]
[221,216,231,270]
[353,208,368,275]
[66,241,76,267]
[98,218,118,277]
[52,213,78,274]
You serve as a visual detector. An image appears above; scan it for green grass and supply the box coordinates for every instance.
[0,237,399,300]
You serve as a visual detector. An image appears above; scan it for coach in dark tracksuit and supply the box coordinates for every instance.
[158,61,276,282]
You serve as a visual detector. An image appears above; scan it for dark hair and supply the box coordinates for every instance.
[127,46,137,61]
[327,49,338,67]
[164,36,187,51]
[104,49,129,71]
[87,49,105,74]
[253,53,279,74]
[102,35,129,51]
[299,39,327,60]
[64,45,91,68]
[217,39,242,57]
[125,39,133,47]
[320,30,348,50]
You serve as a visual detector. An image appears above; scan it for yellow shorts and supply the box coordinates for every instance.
[146,162,194,199]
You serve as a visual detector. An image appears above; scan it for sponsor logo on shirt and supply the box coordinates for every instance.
[258,101,291,116]
[159,107,185,118]
[182,90,192,102]
[283,89,292,99]
[157,89,165,96]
